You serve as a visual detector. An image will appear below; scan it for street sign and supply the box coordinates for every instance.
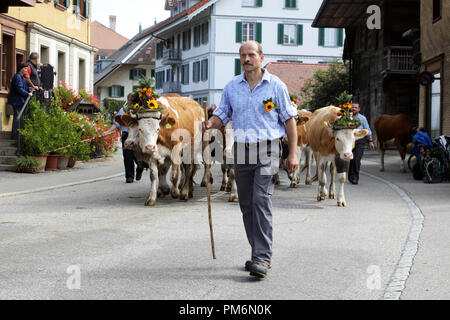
[418,71,435,86]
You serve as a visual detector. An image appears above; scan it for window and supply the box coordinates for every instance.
[182,29,191,51]
[78,58,86,90]
[109,85,124,98]
[283,24,296,45]
[319,28,344,47]
[242,22,255,42]
[57,51,66,82]
[242,0,262,6]
[155,71,165,89]
[40,45,49,65]
[73,0,90,18]
[130,68,146,80]
[429,73,441,137]
[201,22,209,45]
[433,0,441,21]
[97,53,107,60]
[181,64,189,85]
[236,21,261,43]
[1,32,14,91]
[166,69,172,82]
[284,0,297,9]
[193,61,200,83]
[156,42,164,59]
[193,25,201,47]
[201,59,208,82]
[278,24,303,46]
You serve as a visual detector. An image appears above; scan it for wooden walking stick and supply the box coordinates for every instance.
[203,102,216,259]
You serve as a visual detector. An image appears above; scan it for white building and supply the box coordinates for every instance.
[145,0,344,106]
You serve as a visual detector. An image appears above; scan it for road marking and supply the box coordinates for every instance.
[0,173,124,199]
[361,171,424,300]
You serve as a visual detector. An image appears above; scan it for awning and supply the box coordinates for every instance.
[0,0,36,13]
[312,0,382,28]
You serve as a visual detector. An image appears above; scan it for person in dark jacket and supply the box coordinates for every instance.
[7,63,33,139]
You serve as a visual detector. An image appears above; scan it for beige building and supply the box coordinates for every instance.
[419,0,449,137]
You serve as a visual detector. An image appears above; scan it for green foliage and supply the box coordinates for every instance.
[300,62,349,111]
[19,99,52,155]
[136,76,156,91]
[102,98,126,114]
[336,91,353,105]
[15,156,40,170]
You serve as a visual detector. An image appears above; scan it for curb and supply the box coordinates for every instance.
[361,171,424,300]
[0,173,124,199]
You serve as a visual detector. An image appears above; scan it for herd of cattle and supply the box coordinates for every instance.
[114,95,415,207]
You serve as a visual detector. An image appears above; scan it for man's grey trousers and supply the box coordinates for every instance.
[233,140,280,265]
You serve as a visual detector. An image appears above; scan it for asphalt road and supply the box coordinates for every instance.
[0,154,413,300]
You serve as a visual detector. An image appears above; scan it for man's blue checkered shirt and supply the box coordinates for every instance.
[213,69,297,143]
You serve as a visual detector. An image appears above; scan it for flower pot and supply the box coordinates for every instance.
[45,155,59,171]
[57,156,70,170]
[29,155,47,173]
[67,157,76,168]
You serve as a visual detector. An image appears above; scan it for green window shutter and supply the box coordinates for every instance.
[129,70,134,80]
[234,59,241,76]
[285,0,289,8]
[142,69,147,78]
[292,0,296,8]
[297,24,303,45]
[120,86,125,97]
[278,24,284,45]
[236,21,242,43]
[108,87,112,97]
[318,28,325,46]
[256,23,262,43]
[337,28,344,47]
[256,0,263,7]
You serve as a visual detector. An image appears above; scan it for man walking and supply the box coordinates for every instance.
[204,41,299,279]
[348,102,375,184]
[105,94,144,183]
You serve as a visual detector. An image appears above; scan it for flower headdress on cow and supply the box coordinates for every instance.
[128,88,164,114]
[330,91,361,129]
[290,94,299,106]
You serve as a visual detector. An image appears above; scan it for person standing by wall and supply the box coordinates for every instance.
[7,63,33,139]
[204,41,299,279]
[348,102,375,184]
[25,52,44,105]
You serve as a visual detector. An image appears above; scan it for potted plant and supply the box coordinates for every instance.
[18,99,51,167]
[14,156,42,173]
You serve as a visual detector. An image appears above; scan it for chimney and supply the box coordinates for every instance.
[109,15,117,31]
[139,23,142,34]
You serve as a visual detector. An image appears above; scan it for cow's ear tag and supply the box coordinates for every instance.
[165,123,172,129]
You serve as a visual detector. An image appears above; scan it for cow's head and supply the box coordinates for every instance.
[136,111,164,154]
[326,123,368,160]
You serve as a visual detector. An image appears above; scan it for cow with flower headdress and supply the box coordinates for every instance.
[115,88,205,206]
[308,104,368,207]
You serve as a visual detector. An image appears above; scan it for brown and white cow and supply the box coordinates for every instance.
[374,114,416,173]
[116,96,204,206]
[308,106,368,207]
[280,109,314,188]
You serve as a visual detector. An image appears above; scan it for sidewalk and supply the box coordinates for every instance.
[362,149,450,299]
[0,152,124,196]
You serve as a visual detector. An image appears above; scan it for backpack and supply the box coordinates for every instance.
[423,157,445,184]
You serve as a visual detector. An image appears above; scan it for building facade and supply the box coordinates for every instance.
[418,0,449,137]
[94,35,155,104]
[146,0,344,106]
[313,0,420,131]
[0,0,95,133]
